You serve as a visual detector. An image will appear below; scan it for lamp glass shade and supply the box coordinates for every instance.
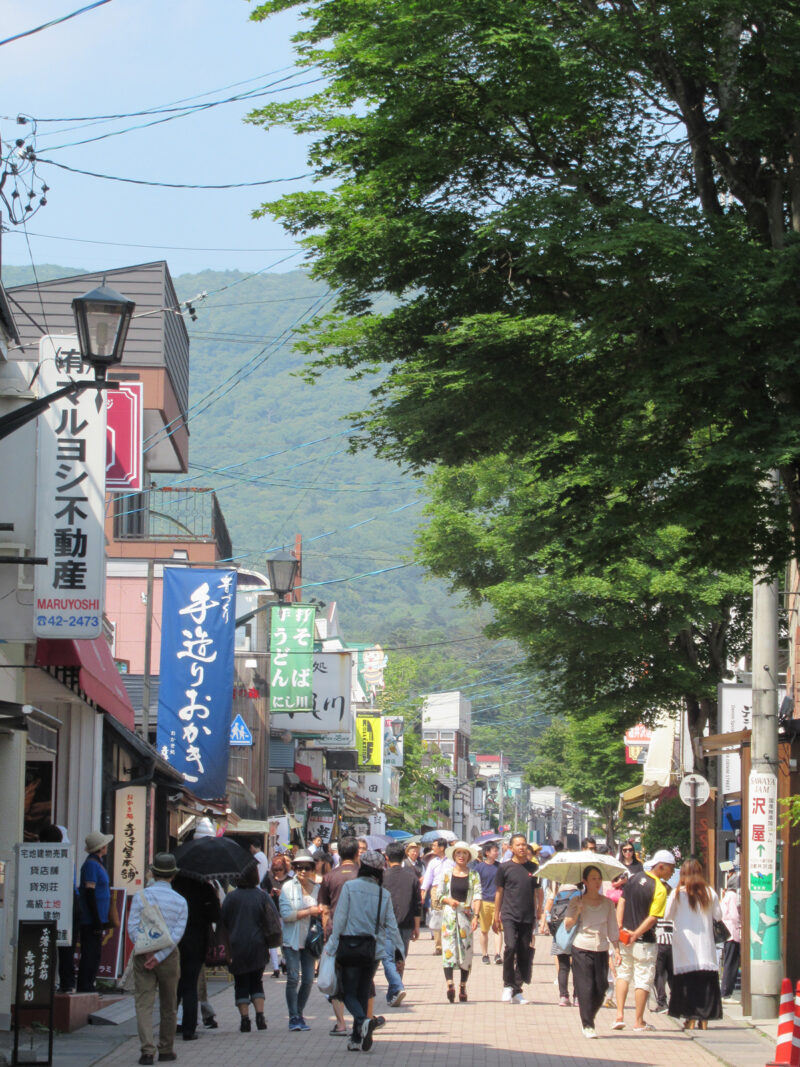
[390,719,404,739]
[72,284,135,374]
[266,551,299,599]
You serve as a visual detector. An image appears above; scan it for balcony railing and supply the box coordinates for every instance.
[112,487,232,561]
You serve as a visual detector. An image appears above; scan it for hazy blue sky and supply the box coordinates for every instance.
[1,0,317,277]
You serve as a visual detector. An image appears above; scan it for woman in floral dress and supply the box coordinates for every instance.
[438,842,482,1003]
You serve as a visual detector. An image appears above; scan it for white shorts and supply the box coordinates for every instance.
[617,940,657,991]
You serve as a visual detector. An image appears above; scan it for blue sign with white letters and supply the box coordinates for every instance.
[229,714,253,747]
[156,568,237,798]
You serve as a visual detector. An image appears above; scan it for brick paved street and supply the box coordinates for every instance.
[91,935,774,1067]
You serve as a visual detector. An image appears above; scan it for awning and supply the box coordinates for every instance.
[618,781,664,814]
[35,638,135,730]
[341,791,378,817]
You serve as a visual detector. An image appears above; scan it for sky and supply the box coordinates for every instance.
[0,0,317,278]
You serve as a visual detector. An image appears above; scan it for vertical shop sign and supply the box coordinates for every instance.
[106,380,143,490]
[269,604,314,712]
[113,785,146,891]
[15,843,75,946]
[355,713,383,771]
[34,336,106,639]
[157,568,238,798]
[383,717,404,767]
[748,772,778,895]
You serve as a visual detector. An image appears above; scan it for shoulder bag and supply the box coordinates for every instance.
[132,891,175,956]
[554,909,580,952]
[336,887,383,966]
[305,916,324,958]
[713,918,731,945]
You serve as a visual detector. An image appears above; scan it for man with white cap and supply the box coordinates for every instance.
[76,830,113,992]
[613,848,675,1033]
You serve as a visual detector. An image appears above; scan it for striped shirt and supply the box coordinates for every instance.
[128,879,188,964]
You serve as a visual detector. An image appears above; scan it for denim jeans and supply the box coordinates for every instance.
[382,929,411,1000]
[284,945,316,1019]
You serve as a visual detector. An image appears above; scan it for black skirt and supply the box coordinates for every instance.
[668,969,722,1020]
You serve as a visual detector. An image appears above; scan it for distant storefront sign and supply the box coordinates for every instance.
[271,651,353,734]
[269,605,315,713]
[624,723,652,765]
[114,786,146,892]
[15,843,75,946]
[356,713,383,771]
[306,800,336,844]
[34,336,106,640]
[157,568,238,798]
[106,380,143,490]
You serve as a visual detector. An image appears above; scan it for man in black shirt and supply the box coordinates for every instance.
[382,842,422,1006]
[493,833,542,1004]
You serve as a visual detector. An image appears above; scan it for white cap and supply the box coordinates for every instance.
[646,849,677,869]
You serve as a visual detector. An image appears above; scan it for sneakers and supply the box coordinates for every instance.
[373,1016,386,1030]
[512,993,528,1005]
[501,987,514,1002]
[482,955,490,965]
[360,1017,377,1052]
[559,996,571,1007]
[582,1027,597,1039]
[388,990,406,1007]
[572,995,579,1007]
[655,1004,669,1014]
[289,1017,304,1031]
[296,1017,311,1031]
[494,954,502,964]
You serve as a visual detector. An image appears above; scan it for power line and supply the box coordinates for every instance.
[0,0,112,48]
[34,156,312,190]
[5,229,297,253]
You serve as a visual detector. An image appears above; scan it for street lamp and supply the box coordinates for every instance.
[71,283,135,380]
[389,719,404,740]
[0,282,135,441]
[266,550,299,603]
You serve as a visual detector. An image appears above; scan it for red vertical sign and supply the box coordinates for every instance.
[106,382,143,491]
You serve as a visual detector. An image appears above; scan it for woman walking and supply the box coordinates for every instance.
[326,850,404,1052]
[617,840,644,874]
[221,862,281,1033]
[666,859,723,1029]
[438,842,482,1003]
[563,865,621,1039]
[279,850,322,1031]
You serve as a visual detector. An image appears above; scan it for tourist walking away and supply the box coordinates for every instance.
[319,835,361,1036]
[382,841,422,1006]
[614,848,675,1032]
[494,833,542,1004]
[279,849,322,1031]
[326,849,404,1052]
[720,872,741,1000]
[666,858,723,1029]
[127,853,188,1066]
[421,838,450,953]
[542,882,580,1006]
[76,830,113,993]
[221,861,282,1033]
[438,841,481,1003]
[173,870,220,1042]
[563,865,621,1039]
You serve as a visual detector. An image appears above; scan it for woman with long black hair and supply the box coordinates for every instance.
[666,858,723,1029]
[563,865,621,1039]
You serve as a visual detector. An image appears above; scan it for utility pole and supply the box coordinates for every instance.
[749,471,781,1019]
[498,750,504,832]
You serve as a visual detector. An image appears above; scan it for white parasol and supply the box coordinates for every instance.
[535,850,628,884]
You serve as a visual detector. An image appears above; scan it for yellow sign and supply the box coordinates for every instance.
[355,713,382,770]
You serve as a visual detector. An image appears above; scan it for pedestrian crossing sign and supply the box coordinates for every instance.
[229,714,253,746]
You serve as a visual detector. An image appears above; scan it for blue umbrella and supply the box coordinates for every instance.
[386,830,413,840]
[420,829,457,843]
[472,831,502,846]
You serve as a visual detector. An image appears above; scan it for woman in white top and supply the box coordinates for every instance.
[665,858,722,1029]
[563,865,621,1039]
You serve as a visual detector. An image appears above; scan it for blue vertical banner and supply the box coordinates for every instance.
[157,568,238,798]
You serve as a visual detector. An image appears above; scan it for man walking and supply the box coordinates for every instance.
[614,848,675,1032]
[421,838,450,954]
[475,841,503,964]
[493,833,542,1004]
[382,842,422,1006]
[319,835,360,1036]
[128,853,188,1066]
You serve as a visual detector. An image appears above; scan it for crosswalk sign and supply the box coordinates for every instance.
[229,714,253,746]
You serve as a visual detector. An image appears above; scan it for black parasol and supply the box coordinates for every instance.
[173,835,254,879]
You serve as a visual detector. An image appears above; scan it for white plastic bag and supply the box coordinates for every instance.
[317,947,337,996]
[133,892,175,955]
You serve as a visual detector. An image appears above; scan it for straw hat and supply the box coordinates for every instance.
[85,831,113,853]
[445,840,479,863]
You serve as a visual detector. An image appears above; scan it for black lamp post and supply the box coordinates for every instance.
[390,718,404,741]
[266,550,299,604]
[0,282,135,440]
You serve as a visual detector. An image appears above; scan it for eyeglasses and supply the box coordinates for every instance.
[293,864,314,871]
[622,847,634,853]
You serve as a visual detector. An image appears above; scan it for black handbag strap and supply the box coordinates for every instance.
[374,887,383,936]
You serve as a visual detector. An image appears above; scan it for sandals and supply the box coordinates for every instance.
[611,1020,625,1030]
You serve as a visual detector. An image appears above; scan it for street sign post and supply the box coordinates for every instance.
[679,773,710,856]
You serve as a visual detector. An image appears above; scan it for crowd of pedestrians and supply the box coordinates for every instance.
[51,821,741,1063]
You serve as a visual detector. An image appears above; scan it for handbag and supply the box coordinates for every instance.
[547,890,579,937]
[317,947,337,996]
[132,891,175,956]
[555,913,580,952]
[336,888,383,966]
[713,918,731,945]
[305,916,324,959]
[263,894,282,950]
